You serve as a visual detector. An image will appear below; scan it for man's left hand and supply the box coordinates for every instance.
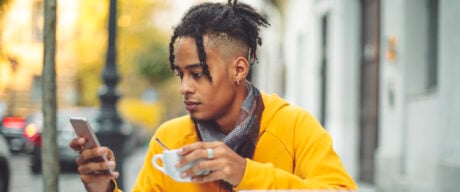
[176,141,246,186]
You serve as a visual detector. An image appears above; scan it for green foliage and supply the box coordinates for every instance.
[74,0,172,104]
[116,1,173,99]
[73,0,108,105]
[134,35,172,85]
[0,0,10,10]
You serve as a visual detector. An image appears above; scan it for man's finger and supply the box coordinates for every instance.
[178,141,222,155]
[69,137,86,151]
[77,160,116,175]
[191,168,223,183]
[80,171,120,183]
[77,147,112,164]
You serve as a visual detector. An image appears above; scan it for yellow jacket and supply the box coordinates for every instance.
[120,93,357,191]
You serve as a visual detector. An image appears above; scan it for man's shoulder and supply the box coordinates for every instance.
[260,92,317,125]
[262,95,311,118]
[261,93,320,129]
[160,115,192,126]
[156,115,194,133]
[261,92,308,113]
[153,115,197,149]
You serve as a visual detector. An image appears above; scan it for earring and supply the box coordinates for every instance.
[236,80,240,85]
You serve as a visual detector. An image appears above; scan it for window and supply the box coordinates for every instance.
[406,0,439,95]
[426,0,438,90]
[319,14,329,127]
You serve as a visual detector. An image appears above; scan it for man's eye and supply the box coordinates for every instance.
[192,72,203,78]
[175,73,184,79]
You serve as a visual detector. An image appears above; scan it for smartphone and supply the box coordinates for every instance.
[69,117,112,174]
[69,117,102,149]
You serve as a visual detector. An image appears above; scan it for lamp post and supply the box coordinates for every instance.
[96,0,127,189]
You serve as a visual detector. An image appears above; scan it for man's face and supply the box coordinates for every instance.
[173,36,238,122]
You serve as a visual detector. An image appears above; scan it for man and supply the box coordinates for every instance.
[69,1,357,191]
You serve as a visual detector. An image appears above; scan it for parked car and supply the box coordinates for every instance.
[23,107,146,174]
[0,116,30,152]
[0,134,11,192]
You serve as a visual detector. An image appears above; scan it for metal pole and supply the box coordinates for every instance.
[97,0,126,189]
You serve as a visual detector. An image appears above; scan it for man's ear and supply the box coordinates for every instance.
[233,57,250,83]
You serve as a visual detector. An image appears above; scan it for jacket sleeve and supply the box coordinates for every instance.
[234,108,357,191]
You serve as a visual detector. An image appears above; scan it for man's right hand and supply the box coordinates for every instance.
[69,137,119,192]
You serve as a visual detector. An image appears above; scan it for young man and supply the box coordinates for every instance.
[70,1,357,191]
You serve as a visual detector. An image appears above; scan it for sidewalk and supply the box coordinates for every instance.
[124,144,148,191]
[357,182,376,192]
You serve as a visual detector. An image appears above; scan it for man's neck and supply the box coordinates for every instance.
[215,83,248,135]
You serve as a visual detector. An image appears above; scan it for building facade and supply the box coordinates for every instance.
[0,0,79,117]
[253,0,460,191]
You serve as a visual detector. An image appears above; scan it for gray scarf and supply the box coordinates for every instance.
[195,81,264,158]
[194,81,264,190]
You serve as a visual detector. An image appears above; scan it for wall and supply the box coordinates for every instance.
[1,0,79,116]
[252,1,285,96]
[401,0,440,191]
[279,0,361,181]
[436,1,460,191]
[376,0,407,191]
[377,0,460,191]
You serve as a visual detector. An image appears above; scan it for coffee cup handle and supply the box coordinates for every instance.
[152,154,166,174]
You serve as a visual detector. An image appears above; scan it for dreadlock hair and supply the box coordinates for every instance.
[168,0,270,81]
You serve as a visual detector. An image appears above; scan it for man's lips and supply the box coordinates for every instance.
[184,100,200,111]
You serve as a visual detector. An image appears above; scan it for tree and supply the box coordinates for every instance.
[132,32,171,86]
[117,0,172,94]
[73,0,108,106]
[74,0,172,105]
[73,1,177,128]
[42,0,59,191]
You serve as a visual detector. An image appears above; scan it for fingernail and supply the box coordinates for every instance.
[107,161,115,166]
[78,138,85,143]
[181,172,188,178]
[97,148,104,155]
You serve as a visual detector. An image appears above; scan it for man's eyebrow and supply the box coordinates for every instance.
[173,63,202,70]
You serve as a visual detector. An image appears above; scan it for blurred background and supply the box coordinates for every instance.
[0,0,459,192]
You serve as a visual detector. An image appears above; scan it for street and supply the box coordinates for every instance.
[9,145,147,192]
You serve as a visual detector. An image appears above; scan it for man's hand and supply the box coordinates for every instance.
[69,137,119,192]
[176,141,246,186]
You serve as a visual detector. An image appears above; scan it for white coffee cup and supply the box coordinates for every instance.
[152,149,210,182]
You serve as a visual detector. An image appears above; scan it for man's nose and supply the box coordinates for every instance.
[179,77,194,95]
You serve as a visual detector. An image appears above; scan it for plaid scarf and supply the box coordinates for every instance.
[194,81,264,190]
